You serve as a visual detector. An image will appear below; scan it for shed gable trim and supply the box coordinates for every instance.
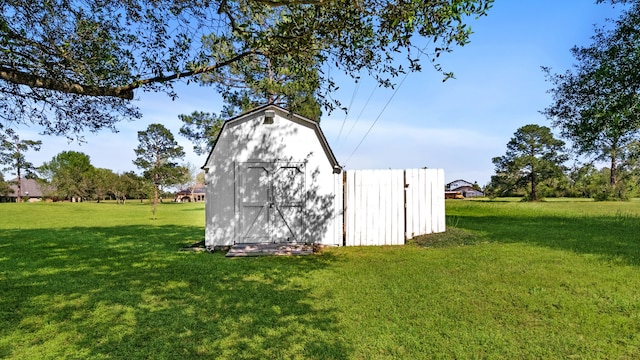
[202,104,341,172]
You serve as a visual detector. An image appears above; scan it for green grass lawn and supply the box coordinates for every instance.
[1,200,639,359]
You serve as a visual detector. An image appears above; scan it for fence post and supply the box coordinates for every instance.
[342,170,347,246]
[403,170,407,243]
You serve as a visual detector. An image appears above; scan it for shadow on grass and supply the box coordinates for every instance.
[0,225,348,359]
[454,213,640,266]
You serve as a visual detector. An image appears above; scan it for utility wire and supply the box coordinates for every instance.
[344,84,377,145]
[335,79,360,145]
[344,72,409,166]
[343,43,431,167]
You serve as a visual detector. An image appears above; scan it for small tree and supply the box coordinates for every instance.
[133,124,185,217]
[491,124,568,201]
[0,129,42,202]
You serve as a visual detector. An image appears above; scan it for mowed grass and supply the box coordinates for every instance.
[1,200,640,359]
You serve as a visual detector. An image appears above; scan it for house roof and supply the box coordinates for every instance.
[8,178,45,197]
[202,104,341,172]
[446,179,474,186]
[176,185,206,195]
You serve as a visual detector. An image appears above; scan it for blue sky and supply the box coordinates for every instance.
[12,1,628,186]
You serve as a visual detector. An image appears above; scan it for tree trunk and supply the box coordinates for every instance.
[16,167,22,203]
[152,178,159,220]
[529,144,537,201]
[531,170,537,201]
[610,155,617,186]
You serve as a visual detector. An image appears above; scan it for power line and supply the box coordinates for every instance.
[343,42,431,167]
[335,79,361,145]
[344,72,410,166]
[342,84,377,148]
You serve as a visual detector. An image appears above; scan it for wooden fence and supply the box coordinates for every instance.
[343,168,445,246]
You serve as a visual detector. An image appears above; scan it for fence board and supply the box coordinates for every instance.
[343,169,445,246]
[345,169,404,246]
[404,168,446,238]
[433,169,446,233]
[344,168,442,246]
[408,169,416,233]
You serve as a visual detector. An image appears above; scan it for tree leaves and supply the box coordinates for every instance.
[542,2,640,186]
[38,151,95,200]
[178,111,225,156]
[133,123,185,207]
[0,0,492,137]
[0,129,42,200]
[490,125,567,200]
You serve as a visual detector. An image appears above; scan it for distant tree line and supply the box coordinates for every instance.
[35,150,148,202]
[487,124,640,201]
[0,123,199,204]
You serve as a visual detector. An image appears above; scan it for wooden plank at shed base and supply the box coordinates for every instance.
[225,243,313,257]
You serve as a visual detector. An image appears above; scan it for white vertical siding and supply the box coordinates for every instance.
[204,108,342,247]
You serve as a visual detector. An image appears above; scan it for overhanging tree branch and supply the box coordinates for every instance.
[0,0,492,137]
[0,67,135,100]
[253,0,326,5]
[0,49,260,100]
[119,49,260,95]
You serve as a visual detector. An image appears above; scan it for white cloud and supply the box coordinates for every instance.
[321,118,503,185]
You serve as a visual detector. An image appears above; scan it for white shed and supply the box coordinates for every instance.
[202,104,343,248]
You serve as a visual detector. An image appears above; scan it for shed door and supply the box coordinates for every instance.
[237,162,305,243]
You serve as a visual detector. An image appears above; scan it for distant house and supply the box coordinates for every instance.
[175,184,206,202]
[445,179,484,198]
[4,178,47,202]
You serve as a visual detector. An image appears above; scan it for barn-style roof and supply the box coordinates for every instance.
[202,104,341,173]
